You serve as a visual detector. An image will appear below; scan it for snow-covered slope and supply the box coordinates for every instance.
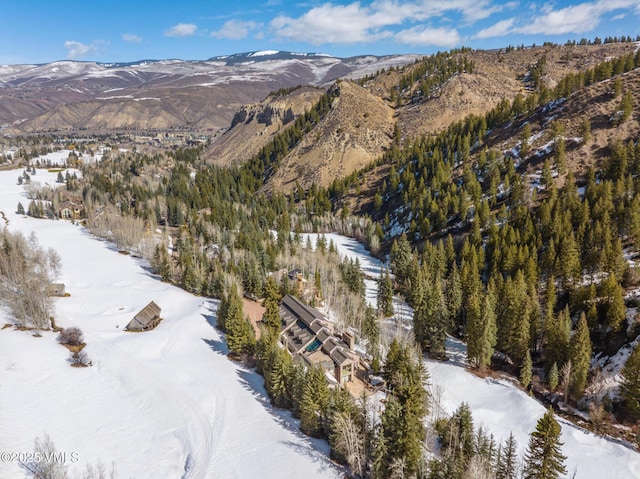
[0,169,341,478]
[0,52,419,89]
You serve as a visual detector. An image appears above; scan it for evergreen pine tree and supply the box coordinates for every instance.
[496,432,519,479]
[544,308,571,373]
[521,350,533,390]
[300,364,330,437]
[446,263,463,331]
[262,277,282,335]
[523,410,567,479]
[377,268,394,317]
[558,230,580,289]
[497,272,531,365]
[465,289,483,368]
[544,277,557,337]
[437,402,476,476]
[548,362,559,391]
[362,305,380,357]
[479,286,498,370]
[569,314,591,400]
[619,90,634,122]
[376,341,428,478]
[226,313,256,356]
[604,273,626,332]
[390,234,413,291]
[621,344,640,421]
[267,343,293,408]
[427,272,448,356]
[222,284,256,355]
[412,267,430,349]
[16,202,25,215]
[153,243,172,281]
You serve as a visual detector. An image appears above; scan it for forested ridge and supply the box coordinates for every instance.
[17,39,640,478]
[323,45,640,435]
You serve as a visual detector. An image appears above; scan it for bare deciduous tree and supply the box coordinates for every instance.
[71,350,90,367]
[21,433,68,479]
[23,434,117,479]
[0,228,55,329]
[464,455,494,479]
[331,411,365,477]
[48,248,62,283]
[58,327,83,346]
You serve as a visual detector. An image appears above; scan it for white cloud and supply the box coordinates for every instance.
[271,3,390,44]
[395,26,462,47]
[266,0,640,46]
[211,20,259,40]
[269,0,504,45]
[122,33,142,44]
[64,41,97,60]
[475,18,515,38]
[516,0,639,35]
[164,23,197,37]
[372,0,503,24]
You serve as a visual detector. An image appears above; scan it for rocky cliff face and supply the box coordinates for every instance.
[204,86,326,166]
[264,81,395,193]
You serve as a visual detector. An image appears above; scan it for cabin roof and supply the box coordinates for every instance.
[127,301,161,330]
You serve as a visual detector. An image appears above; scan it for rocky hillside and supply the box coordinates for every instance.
[390,43,636,138]
[345,49,640,226]
[206,42,637,194]
[264,81,396,193]
[204,86,327,166]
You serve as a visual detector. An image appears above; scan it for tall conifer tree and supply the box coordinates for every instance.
[569,314,591,400]
[621,345,640,421]
[524,410,567,479]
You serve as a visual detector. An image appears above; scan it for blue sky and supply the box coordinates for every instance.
[2,0,639,64]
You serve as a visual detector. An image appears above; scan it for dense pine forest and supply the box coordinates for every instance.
[12,38,640,478]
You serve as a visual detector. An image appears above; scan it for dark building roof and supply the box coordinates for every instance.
[279,294,326,329]
[126,301,161,331]
[278,295,356,372]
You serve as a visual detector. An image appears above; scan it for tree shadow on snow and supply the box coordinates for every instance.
[280,439,337,471]
[202,338,229,356]
[202,312,218,329]
[234,368,337,469]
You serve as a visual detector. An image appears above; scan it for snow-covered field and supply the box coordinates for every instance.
[26,149,103,166]
[299,232,640,479]
[0,169,341,478]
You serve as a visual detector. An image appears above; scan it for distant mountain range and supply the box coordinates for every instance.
[0,51,421,134]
